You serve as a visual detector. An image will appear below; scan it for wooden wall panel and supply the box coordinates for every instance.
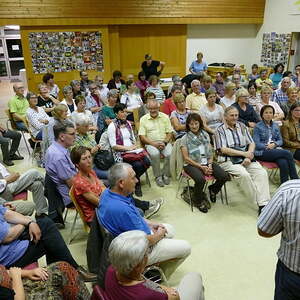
[0,0,265,24]
[20,26,111,95]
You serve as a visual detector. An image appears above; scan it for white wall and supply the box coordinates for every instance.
[186,0,300,74]
[187,24,259,72]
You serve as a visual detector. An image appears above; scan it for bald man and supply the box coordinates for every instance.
[8,83,28,131]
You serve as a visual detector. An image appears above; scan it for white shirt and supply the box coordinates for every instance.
[120,92,143,110]
[220,95,236,108]
[107,122,135,147]
[0,163,10,193]
[99,86,109,101]
[26,106,50,138]
[60,99,77,117]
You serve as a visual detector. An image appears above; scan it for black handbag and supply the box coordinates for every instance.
[93,150,115,170]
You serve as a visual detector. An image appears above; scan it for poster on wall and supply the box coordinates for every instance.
[28,31,104,74]
[260,32,291,67]
[289,0,300,14]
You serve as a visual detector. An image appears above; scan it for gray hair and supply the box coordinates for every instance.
[191,79,200,87]
[171,75,181,82]
[109,230,149,276]
[63,85,72,95]
[235,87,249,100]
[75,114,90,126]
[171,85,182,94]
[70,80,80,87]
[108,163,132,188]
[107,89,119,98]
[53,120,75,140]
[88,81,96,89]
[37,83,47,91]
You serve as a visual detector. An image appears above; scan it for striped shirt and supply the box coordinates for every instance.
[272,88,288,105]
[257,180,300,274]
[214,121,253,163]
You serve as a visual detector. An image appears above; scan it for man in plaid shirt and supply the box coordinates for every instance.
[272,77,291,106]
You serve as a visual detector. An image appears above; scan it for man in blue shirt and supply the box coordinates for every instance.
[0,205,96,281]
[96,163,191,278]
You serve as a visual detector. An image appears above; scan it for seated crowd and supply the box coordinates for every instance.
[1,53,300,299]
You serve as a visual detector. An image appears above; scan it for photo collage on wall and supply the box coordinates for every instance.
[29,31,104,74]
[260,32,291,67]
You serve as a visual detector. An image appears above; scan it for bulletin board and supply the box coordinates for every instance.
[28,31,104,74]
[260,32,292,67]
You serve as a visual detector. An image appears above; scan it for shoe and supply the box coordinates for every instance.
[3,160,14,166]
[144,198,162,218]
[208,186,217,203]
[196,201,208,213]
[10,154,24,160]
[77,266,97,282]
[258,205,265,216]
[155,176,164,187]
[162,175,170,185]
[135,184,143,197]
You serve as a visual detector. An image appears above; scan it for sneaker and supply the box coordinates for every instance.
[10,154,24,160]
[135,184,143,197]
[144,199,162,218]
[3,160,14,166]
[162,175,170,185]
[155,176,164,187]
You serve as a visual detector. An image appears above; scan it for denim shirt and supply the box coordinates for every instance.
[253,121,283,156]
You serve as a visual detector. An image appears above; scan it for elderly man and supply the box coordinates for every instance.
[185,79,207,113]
[231,73,242,90]
[214,106,270,214]
[8,83,28,131]
[0,162,48,217]
[45,122,77,207]
[258,180,300,300]
[79,71,92,92]
[139,100,173,187]
[0,204,96,281]
[272,77,291,107]
[86,81,106,124]
[97,163,191,278]
[227,65,248,87]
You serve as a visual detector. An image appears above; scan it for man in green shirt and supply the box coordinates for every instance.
[8,83,29,131]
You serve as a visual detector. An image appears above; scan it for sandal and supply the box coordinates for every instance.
[208,186,217,203]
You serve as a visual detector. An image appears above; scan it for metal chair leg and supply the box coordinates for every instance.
[21,131,31,155]
[145,170,151,188]
[176,174,183,198]
[187,178,193,212]
[224,183,228,205]
[68,211,78,245]
[63,208,69,223]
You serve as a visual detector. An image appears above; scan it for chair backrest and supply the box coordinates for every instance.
[132,107,140,132]
[5,109,17,130]
[69,186,90,233]
[90,285,106,300]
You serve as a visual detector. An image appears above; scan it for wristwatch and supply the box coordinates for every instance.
[26,220,35,227]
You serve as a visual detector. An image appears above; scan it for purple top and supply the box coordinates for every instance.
[0,205,29,266]
[45,141,77,205]
[104,266,168,300]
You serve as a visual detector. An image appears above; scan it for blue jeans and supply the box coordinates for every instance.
[256,149,298,184]
[275,260,300,300]
[35,130,43,140]
[8,217,78,268]
[15,121,28,132]
[93,166,108,180]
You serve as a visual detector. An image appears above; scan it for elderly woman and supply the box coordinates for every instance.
[105,230,204,300]
[73,115,108,180]
[71,95,96,130]
[120,80,143,121]
[107,70,126,93]
[26,92,50,139]
[70,80,83,98]
[280,87,300,119]
[37,83,60,117]
[220,82,236,109]
[247,81,260,109]
[60,85,77,116]
[253,105,298,184]
[135,71,150,99]
[200,89,224,132]
[256,86,284,123]
[42,72,59,98]
[170,93,190,140]
[145,75,166,104]
[0,262,90,300]
[232,88,260,128]
[281,103,300,161]
[107,103,150,197]
[180,113,230,213]
[189,52,207,75]
[70,146,106,225]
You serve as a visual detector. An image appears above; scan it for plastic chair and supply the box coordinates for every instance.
[66,186,90,244]
[5,109,31,155]
[12,190,28,201]
[90,285,106,300]
[257,160,279,184]
[143,264,168,285]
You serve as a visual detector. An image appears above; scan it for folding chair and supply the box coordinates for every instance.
[24,118,42,164]
[143,263,168,285]
[5,109,31,155]
[67,186,90,244]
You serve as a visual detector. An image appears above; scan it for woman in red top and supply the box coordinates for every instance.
[70,146,106,225]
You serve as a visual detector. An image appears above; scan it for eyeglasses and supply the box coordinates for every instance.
[64,132,75,136]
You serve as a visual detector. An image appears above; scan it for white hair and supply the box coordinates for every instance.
[75,114,90,126]
[108,230,149,276]
[108,162,132,188]
[191,79,200,87]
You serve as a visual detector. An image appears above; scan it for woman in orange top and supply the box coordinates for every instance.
[70,146,106,225]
